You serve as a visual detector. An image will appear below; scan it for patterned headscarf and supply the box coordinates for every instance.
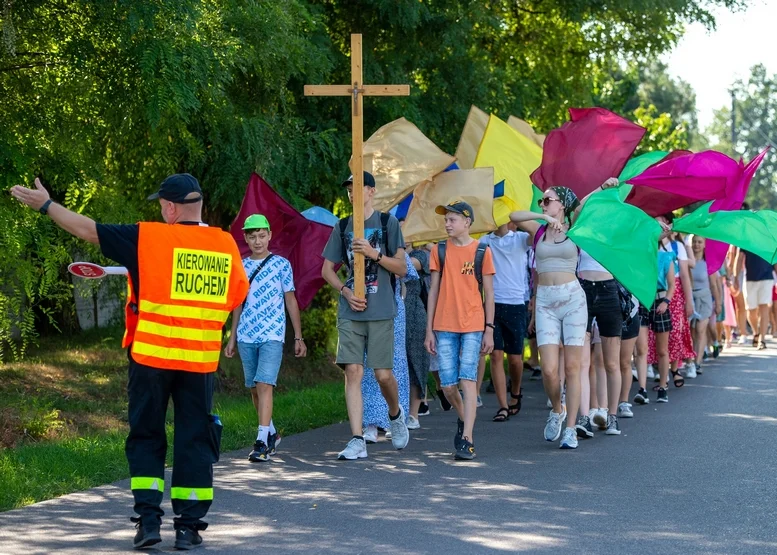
[549,186,580,221]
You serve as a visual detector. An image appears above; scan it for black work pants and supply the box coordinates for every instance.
[126,357,220,530]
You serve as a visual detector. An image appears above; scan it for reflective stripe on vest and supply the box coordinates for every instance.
[131,477,164,491]
[128,222,249,373]
[170,486,214,501]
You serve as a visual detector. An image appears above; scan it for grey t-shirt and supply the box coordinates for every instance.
[322,211,405,321]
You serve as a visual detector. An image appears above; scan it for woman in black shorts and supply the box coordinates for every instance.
[634,247,677,405]
[578,250,624,435]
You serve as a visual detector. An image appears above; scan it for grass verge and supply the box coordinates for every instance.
[0,326,345,512]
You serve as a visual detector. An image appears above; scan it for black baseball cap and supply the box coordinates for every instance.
[435,200,475,223]
[147,173,203,204]
[341,171,376,188]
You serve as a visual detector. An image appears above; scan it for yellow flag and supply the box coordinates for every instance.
[357,118,455,212]
[402,168,497,243]
[474,115,543,225]
[507,115,546,148]
[454,106,489,170]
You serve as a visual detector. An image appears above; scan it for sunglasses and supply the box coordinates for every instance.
[537,197,560,207]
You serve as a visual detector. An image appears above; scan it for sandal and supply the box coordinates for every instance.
[671,370,685,388]
[492,407,510,422]
[507,390,523,416]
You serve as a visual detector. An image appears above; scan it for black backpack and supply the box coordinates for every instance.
[437,240,488,295]
[338,212,396,292]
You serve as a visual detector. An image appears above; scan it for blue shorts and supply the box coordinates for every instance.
[435,331,483,387]
[237,340,284,387]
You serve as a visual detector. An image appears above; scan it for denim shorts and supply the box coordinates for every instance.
[237,340,284,387]
[435,331,483,387]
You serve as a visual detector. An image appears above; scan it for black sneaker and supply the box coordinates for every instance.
[436,389,452,411]
[131,517,161,549]
[248,441,270,462]
[267,432,281,456]
[454,436,476,460]
[418,402,430,416]
[575,415,594,439]
[530,369,542,381]
[174,526,203,550]
[656,387,668,403]
[633,387,649,405]
[454,418,464,449]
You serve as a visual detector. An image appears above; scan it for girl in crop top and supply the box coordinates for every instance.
[509,177,619,449]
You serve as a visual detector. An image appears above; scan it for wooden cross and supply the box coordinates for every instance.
[305,34,410,299]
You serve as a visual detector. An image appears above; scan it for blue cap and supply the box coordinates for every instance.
[147,173,203,204]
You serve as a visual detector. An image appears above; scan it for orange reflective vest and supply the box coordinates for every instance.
[122,222,249,373]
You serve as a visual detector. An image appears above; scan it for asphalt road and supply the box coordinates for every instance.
[1,344,776,554]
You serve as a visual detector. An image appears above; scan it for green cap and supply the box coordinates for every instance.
[242,214,270,231]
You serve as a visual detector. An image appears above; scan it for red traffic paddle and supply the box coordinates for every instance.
[68,262,128,279]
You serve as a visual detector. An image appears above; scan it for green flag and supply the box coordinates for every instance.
[568,188,662,308]
[673,203,777,264]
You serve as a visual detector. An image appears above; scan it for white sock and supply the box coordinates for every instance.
[269,420,276,435]
[258,426,270,444]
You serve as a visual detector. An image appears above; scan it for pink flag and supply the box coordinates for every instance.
[230,173,334,309]
[531,107,646,197]
[624,150,698,217]
[705,148,770,273]
[626,150,739,216]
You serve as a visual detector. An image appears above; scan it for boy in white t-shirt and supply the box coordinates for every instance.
[225,214,306,462]
[477,222,530,422]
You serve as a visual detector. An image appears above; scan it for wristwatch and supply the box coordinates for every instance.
[660,298,671,305]
[39,199,53,216]
[375,252,384,262]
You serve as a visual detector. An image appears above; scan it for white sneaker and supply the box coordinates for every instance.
[384,429,391,439]
[363,425,378,444]
[406,415,420,430]
[546,398,553,409]
[559,427,578,449]
[647,364,656,380]
[685,362,698,379]
[389,407,410,450]
[337,437,367,460]
[593,408,608,430]
[476,396,483,408]
[617,402,634,418]
[544,409,566,442]
[737,336,746,345]
[631,365,638,381]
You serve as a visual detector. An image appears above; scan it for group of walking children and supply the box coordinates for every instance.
[227,172,775,462]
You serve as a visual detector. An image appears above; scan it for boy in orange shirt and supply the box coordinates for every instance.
[425,201,496,460]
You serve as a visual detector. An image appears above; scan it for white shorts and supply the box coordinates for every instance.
[744,280,773,310]
[535,281,588,347]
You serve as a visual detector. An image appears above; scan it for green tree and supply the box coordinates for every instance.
[706,64,777,210]
[0,0,751,356]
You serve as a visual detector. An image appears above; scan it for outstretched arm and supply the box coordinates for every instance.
[11,178,99,244]
[571,177,619,224]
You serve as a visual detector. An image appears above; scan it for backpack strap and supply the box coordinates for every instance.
[532,224,547,251]
[338,217,351,267]
[242,254,276,309]
[380,212,393,257]
[474,242,488,295]
[437,240,447,282]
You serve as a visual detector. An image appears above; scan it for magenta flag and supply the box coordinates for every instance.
[230,173,334,310]
[626,150,738,212]
[531,107,646,198]
[624,150,697,217]
[705,148,770,273]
